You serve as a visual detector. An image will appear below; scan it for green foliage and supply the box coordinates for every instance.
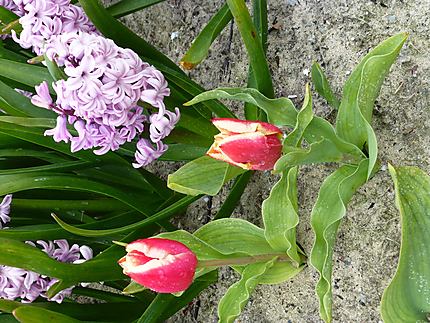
[381,165,430,322]
[311,62,340,109]
[167,156,245,196]
[310,160,369,322]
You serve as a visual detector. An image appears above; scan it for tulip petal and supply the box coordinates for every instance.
[212,118,282,135]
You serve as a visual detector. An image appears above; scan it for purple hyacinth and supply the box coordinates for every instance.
[11,0,97,55]
[0,194,12,229]
[33,31,179,167]
[0,195,93,303]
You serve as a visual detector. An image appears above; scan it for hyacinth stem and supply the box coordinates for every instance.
[197,253,291,268]
[1,19,20,34]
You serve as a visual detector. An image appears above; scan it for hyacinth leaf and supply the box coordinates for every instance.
[336,33,407,178]
[50,195,200,237]
[43,55,67,82]
[0,58,54,89]
[13,306,81,323]
[167,156,246,196]
[180,3,232,70]
[310,159,369,323]
[0,238,125,283]
[106,0,165,18]
[218,258,276,323]
[380,165,430,323]
[185,88,364,159]
[274,138,344,173]
[0,43,28,63]
[159,143,207,161]
[0,7,19,25]
[215,171,253,219]
[311,62,340,109]
[283,83,314,148]
[0,80,54,118]
[226,0,274,100]
[79,0,180,72]
[262,167,301,264]
[0,160,94,175]
[0,116,55,128]
[137,271,218,323]
[0,299,151,322]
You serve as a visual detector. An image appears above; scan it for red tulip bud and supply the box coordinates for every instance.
[207,118,283,170]
[118,238,197,293]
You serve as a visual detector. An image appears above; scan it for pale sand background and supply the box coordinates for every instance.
[108,0,430,321]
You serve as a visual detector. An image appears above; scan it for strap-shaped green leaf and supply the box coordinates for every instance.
[336,33,407,178]
[381,165,430,322]
[218,258,276,323]
[0,58,54,88]
[106,0,165,18]
[310,159,369,323]
[311,62,340,109]
[13,306,80,323]
[262,167,300,264]
[167,156,245,196]
[180,3,232,70]
[185,88,364,159]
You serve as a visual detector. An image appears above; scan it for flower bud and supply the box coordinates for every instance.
[207,118,283,170]
[118,238,197,293]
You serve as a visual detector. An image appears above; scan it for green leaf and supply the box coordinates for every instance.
[185,88,364,159]
[159,143,207,161]
[180,3,232,70]
[0,58,54,88]
[262,167,301,264]
[167,156,245,196]
[226,0,274,100]
[217,258,276,323]
[106,0,165,18]
[336,33,407,178]
[13,307,80,323]
[50,195,200,237]
[274,138,344,172]
[0,116,55,128]
[311,62,340,109]
[234,261,304,285]
[283,83,314,148]
[381,165,430,323]
[43,55,67,81]
[310,159,370,323]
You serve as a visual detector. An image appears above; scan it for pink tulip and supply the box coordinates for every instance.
[207,118,283,171]
[118,238,197,293]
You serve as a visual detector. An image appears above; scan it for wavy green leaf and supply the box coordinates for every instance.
[106,0,165,18]
[381,165,430,323]
[180,3,232,70]
[185,88,364,159]
[167,156,245,196]
[311,62,340,109]
[262,167,301,264]
[218,258,276,323]
[336,33,407,178]
[310,159,369,323]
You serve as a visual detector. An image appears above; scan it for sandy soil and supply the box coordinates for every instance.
[114,0,430,322]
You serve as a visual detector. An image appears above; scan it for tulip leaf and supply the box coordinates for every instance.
[311,62,340,109]
[310,159,369,323]
[234,261,304,285]
[106,0,166,18]
[13,306,81,323]
[380,165,430,323]
[180,3,232,70]
[274,138,344,173]
[167,156,245,196]
[262,167,301,264]
[185,87,364,159]
[218,258,276,323]
[283,84,314,148]
[336,33,407,178]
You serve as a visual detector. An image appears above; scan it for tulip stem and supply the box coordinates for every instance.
[197,253,291,268]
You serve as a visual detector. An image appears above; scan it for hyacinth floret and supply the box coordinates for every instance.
[0,195,93,303]
[32,31,179,166]
[10,0,97,55]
